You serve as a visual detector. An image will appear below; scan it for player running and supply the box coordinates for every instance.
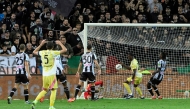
[32,40,67,109]
[147,52,166,99]
[7,44,32,104]
[121,53,144,99]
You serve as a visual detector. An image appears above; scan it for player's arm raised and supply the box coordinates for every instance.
[33,40,47,55]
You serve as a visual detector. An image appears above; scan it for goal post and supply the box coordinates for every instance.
[79,23,190,99]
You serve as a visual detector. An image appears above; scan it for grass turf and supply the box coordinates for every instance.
[0,99,189,109]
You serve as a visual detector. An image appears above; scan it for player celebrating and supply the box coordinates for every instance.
[68,44,101,102]
[40,55,71,102]
[7,44,32,104]
[147,52,166,99]
[84,80,104,100]
[32,40,67,109]
[121,53,144,99]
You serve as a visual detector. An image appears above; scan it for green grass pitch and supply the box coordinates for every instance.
[0,99,189,109]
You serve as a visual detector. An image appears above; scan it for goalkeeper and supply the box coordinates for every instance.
[121,53,144,99]
[84,81,104,100]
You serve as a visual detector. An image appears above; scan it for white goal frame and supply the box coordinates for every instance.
[79,23,190,99]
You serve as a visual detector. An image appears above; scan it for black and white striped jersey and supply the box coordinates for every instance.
[55,55,63,75]
[80,52,97,74]
[156,59,166,75]
[15,52,29,75]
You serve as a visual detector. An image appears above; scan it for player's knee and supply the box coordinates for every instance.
[42,88,48,92]
[64,87,69,91]
[123,81,129,84]
[147,82,151,88]
[76,85,81,90]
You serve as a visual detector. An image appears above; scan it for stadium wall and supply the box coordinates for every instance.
[0,75,189,100]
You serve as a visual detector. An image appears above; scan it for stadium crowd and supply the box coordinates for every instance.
[0,0,190,73]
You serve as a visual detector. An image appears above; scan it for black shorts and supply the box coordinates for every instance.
[80,72,95,82]
[56,74,67,83]
[15,74,29,84]
[149,73,163,85]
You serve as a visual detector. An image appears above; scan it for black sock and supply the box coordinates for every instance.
[90,86,95,99]
[147,83,154,96]
[64,87,70,99]
[9,88,17,97]
[24,89,29,101]
[152,85,160,96]
[74,85,81,98]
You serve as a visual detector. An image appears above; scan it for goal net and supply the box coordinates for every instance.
[79,23,190,99]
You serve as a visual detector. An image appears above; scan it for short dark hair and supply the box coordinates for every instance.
[46,41,54,49]
[128,52,134,57]
[161,52,166,60]
[19,44,25,50]
[87,44,92,50]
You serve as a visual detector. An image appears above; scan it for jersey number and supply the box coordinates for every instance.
[84,56,92,64]
[16,57,24,65]
[44,55,49,64]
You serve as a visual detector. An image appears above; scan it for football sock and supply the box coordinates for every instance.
[147,82,154,96]
[90,86,95,99]
[123,83,132,95]
[64,87,70,99]
[152,85,160,96]
[74,85,81,98]
[135,87,143,96]
[9,88,17,97]
[24,89,29,101]
[50,89,57,107]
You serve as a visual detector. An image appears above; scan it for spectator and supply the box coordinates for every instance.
[30,0,42,19]
[25,43,34,58]
[149,5,160,23]
[0,44,11,56]
[60,19,72,39]
[163,6,173,23]
[11,38,20,55]
[148,0,163,14]
[75,22,82,32]
[24,11,36,36]
[42,11,55,30]
[171,14,180,23]
[31,34,38,49]
[1,30,12,50]
[72,41,84,55]
[67,27,82,47]
[28,18,43,42]
[0,23,7,39]
[97,14,105,23]
[5,13,20,31]
[176,6,188,23]
[85,12,95,23]
[75,15,84,29]
[10,23,26,43]
[6,5,12,19]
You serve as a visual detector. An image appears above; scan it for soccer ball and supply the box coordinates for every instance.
[115,64,122,70]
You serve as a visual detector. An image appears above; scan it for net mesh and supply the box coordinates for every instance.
[80,25,190,99]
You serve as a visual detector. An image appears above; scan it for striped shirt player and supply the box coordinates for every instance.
[80,52,97,82]
[55,55,70,100]
[68,44,101,102]
[8,44,31,104]
[15,52,30,82]
[147,52,167,99]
